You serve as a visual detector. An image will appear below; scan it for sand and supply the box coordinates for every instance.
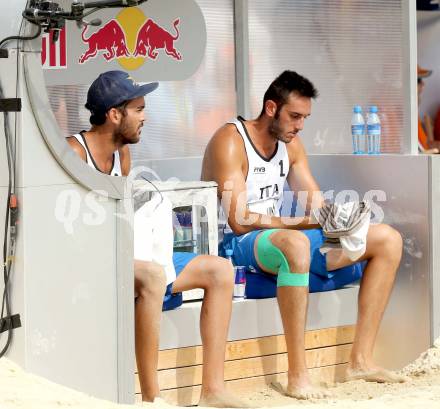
[1,339,440,409]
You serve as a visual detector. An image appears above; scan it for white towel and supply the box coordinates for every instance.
[339,217,370,261]
[313,201,371,261]
[133,194,176,285]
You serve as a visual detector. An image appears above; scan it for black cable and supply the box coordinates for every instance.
[13,13,25,192]
[0,92,14,356]
[0,88,14,358]
[140,176,164,211]
[13,50,20,189]
[0,25,42,50]
[83,0,148,8]
[0,8,26,358]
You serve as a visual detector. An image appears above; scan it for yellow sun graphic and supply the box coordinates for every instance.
[116,7,147,71]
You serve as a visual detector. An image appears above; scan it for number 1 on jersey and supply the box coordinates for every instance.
[279,160,286,177]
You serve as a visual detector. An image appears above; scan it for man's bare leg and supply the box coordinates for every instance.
[134,261,167,402]
[326,224,408,383]
[262,230,329,399]
[171,255,249,407]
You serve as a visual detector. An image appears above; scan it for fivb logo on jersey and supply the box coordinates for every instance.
[41,28,67,69]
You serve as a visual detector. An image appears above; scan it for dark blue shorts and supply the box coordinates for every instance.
[163,252,198,311]
[220,229,365,298]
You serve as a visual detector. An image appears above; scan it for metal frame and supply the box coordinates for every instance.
[234,0,251,119]
[403,0,419,154]
[115,198,135,402]
[429,156,440,343]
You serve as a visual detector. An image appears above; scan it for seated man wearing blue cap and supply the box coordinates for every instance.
[67,71,247,408]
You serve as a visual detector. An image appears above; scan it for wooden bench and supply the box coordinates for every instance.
[135,325,354,405]
[134,287,359,405]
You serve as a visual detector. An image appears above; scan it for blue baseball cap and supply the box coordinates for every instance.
[85,70,159,115]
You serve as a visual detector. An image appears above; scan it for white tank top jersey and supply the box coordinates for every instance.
[70,132,122,176]
[223,117,290,233]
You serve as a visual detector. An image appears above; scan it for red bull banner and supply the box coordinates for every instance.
[41,0,206,85]
[41,27,67,69]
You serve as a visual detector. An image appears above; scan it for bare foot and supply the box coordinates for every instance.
[286,384,331,400]
[140,397,174,407]
[346,367,410,383]
[198,390,253,408]
[271,381,331,400]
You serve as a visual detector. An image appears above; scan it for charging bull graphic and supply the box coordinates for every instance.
[79,19,130,64]
[79,16,182,65]
[133,18,182,61]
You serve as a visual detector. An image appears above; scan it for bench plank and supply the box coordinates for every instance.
[136,343,352,391]
[155,325,355,370]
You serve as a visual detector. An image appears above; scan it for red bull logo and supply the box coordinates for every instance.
[79,19,129,64]
[133,18,181,60]
[79,7,182,69]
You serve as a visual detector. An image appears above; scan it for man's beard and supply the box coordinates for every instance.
[115,118,139,145]
[268,109,283,139]
[268,108,297,143]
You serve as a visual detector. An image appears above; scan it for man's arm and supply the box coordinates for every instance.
[202,126,316,236]
[286,138,324,216]
[66,136,87,162]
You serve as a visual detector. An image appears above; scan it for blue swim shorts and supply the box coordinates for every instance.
[163,252,198,311]
[220,229,365,298]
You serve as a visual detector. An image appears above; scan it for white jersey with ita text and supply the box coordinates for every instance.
[70,132,122,176]
[224,117,289,232]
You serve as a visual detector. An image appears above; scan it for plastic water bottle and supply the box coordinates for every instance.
[351,105,365,154]
[225,249,246,300]
[367,106,381,155]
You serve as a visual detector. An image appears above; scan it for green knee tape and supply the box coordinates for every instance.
[256,229,285,272]
[256,229,309,287]
[277,270,309,287]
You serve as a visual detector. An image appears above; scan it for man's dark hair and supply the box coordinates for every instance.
[89,111,106,126]
[259,70,318,117]
[88,100,129,126]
